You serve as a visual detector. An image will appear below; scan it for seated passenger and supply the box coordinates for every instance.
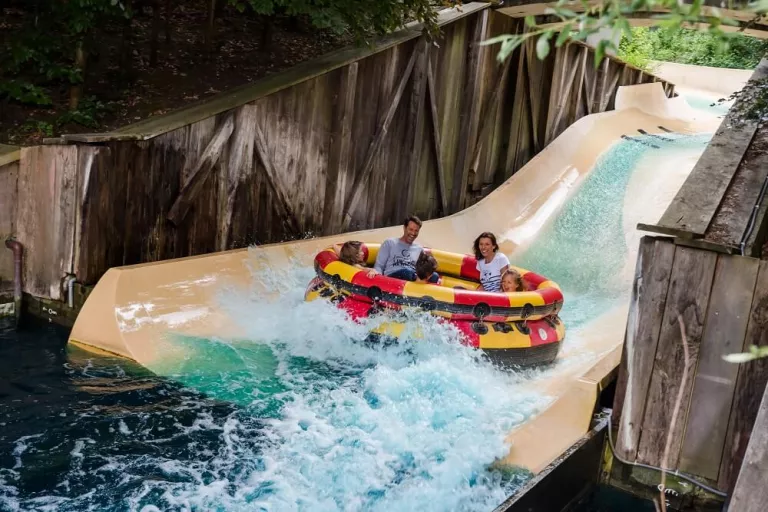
[473,232,510,292]
[370,215,429,281]
[501,269,525,293]
[414,251,441,285]
[334,241,366,268]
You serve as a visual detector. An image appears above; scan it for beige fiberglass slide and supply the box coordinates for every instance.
[68,81,723,475]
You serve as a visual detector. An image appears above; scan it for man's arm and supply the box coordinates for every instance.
[374,240,390,274]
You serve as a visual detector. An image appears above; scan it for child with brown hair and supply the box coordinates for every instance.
[334,241,366,267]
[500,268,525,293]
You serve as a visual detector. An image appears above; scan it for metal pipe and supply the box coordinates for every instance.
[739,170,768,256]
[4,238,23,326]
[64,275,76,309]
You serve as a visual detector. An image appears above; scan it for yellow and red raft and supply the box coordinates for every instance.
[304,243,565,366]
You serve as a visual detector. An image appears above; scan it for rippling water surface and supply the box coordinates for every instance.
[1,132,710,511]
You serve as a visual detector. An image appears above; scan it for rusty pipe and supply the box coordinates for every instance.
[4,239,23,326]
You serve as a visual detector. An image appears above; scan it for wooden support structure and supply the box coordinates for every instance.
[168,112,234,226]
[613,237,768,494]
[728,381,768,511]
[4,4,675,297]
[342,43,419,228]
[639,59,768,253]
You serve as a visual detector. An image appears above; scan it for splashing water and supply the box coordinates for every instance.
[1,132,712,511]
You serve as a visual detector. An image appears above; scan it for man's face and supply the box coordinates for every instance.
[403,221,420,244]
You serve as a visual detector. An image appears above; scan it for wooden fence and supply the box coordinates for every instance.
[612,236,768,494]
[0,146,20,294]
[9,3,673,300]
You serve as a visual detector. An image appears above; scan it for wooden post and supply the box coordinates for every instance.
[613,237,676,461]
[399,39,429,218]
[718,260,768,491]
[217,105,257,251]
[253,122,301,234]
[728,380,768,511]
[426,55,448,215]
[322,63,358,235]
[635,246,718,469]
[342,44,419,227]
[450,9,488,213]
[167,112,234,226]
[678,255,759,480]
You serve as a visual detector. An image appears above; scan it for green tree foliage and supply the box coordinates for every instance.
[482,0,768,68]
[1,0,457,114]
[619,26,768,71]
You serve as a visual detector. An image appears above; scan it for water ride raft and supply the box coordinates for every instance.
[304,243,565,366]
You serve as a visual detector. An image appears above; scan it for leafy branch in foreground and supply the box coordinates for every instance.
[481,0,768,68]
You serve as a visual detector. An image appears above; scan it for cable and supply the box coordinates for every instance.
[601,410,728,498]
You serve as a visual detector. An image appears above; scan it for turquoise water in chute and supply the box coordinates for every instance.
[1,131,711,512]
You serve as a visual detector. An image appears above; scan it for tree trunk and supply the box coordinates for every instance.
[120,0,134,81]
[150,0,161,66]
[205,0,216,56]
[165,0,172,44]
[260,15,274,53]
[69,42,87,110]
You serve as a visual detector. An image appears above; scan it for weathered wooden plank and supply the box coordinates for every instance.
[400,39,429,217]
[614,237,677,461]
[15,146,78,299]
[253,119,301,234]
[728,380,768,512]
[546,45,581,144]
[468,55,512,188]
[167,113,234,226]
[704,125,768,252]
[450,8,488,213]
[718,260,768,491]
[635,246,718,469]
[426,55,448,215]
[678,254,759,481]
[217,105,257,250]
[342,44,419,224]
[322,63,358,235]
[648,60,768,239]
[61,2,490,143]
[0,160,19,288]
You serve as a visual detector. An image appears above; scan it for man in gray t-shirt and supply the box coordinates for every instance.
[370,216,438,283]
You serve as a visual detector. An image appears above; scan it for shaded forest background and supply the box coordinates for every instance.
[0,0,456,145]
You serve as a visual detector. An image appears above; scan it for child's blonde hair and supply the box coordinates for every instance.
[501,269,524,292]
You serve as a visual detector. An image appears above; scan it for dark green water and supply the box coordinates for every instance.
[0,131,711,511]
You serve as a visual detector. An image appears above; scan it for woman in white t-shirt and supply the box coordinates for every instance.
[472,232,510,292]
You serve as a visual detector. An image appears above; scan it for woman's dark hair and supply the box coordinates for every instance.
[339,241,363,265]
[416,251,437,280]
[473,232,499,260]
[403,215,422,228]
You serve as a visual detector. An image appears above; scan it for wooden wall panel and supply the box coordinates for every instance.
[0,160,19,289]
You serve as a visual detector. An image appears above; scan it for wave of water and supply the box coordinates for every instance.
[1,132,711,512]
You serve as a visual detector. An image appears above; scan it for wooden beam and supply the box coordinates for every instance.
[400,39,429,217]
[704,126,768,252]
[254,121,301,234]
[167,112,234,226]
[342,44,419,225]
[614,237,677,461]
[728,380,768,511]
[635,246,717,469]
[426,55,449,215]
[678,254,759,481]
[468,55,512,187]
[450,9,488,213]
[218,105,258,250]
[322,62,358,235]
[647,59,768,240]
[718,260,768,492]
